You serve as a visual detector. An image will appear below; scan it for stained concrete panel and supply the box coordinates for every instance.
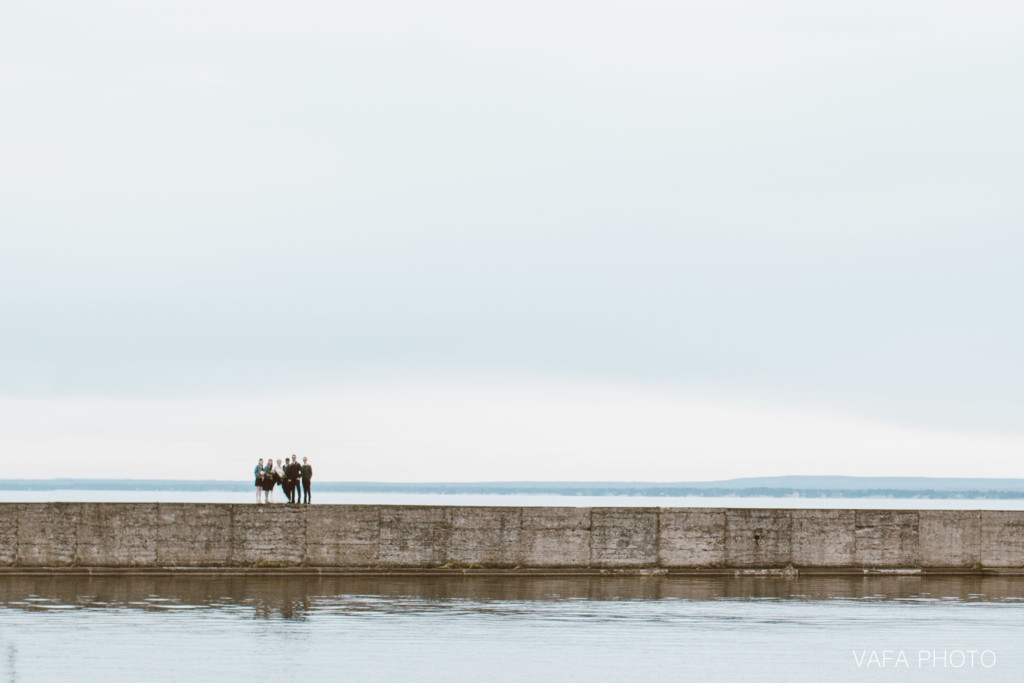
[17,503,79,567]
[76,503,158,566]
[658,509,726,567]
[791,509,855,567]
[305,505,380,566]
[854,510,919,567]
[920,510,982,568]
[591,508,658,567]
[725,509,793,567]
[230,505,307,566]
[157,504,233,566]
[520,508,590,567]
[980,511,1024,568]
[448,507,522,567]
[380,506,451,566]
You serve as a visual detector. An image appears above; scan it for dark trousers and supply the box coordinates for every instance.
[282,480,292,503]
[289,480,300,503]
[301,479,311,504]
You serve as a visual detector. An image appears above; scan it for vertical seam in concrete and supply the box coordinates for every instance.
[913,509,921,569]
[301,502,309,566]
[914,509,922,567]
[155,502,162,567]
[971,510,983,566]
[443,505,453,566]
[655,508,663,569]
[377,504,384,568]
[376,505,384,569]
[228,504,236,567]
[785,509,794,567]
[853,509,862,563]
[587,507,594,568]
[13,503,20,567]
[723,508,731,567]
[71,503,80,568]
[980,510,990,569]
[516,507,524,568]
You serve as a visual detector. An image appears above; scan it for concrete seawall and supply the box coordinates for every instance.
[1,504,1022,573]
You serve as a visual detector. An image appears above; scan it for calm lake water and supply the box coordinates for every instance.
[4,490,1024,509]
[1,575,1021,682]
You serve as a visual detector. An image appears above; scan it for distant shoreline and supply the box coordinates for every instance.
[5,476,1024,499]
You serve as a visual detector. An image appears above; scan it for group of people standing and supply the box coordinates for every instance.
[255,455,313,504]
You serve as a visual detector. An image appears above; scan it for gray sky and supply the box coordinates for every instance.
[1,0,1022,480]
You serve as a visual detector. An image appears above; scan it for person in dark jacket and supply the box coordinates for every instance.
[301,457,313,504]
[287,455,302,503]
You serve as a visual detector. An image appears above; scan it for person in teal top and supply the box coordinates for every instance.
[254,459,266,504]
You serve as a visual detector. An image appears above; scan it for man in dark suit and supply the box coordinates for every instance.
[286,455,301,503]
[301,457,313,504]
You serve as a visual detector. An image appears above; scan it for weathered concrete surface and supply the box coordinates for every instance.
[791,509,855,567]
[980,511,1024,568]
[920,510,981,568]
[380,506,451,566]
[305,505,380,567]
[231,505,306,566]
[854,510,920,567]
[726,509,793,567]
[520,508,589,567]
[659,509,726,567]
[157,504,232,566]
[591,508,658,567]
[16,504,79,567]
[1,504,1023,571]
[449,507,521,567]
[77,503,158,567]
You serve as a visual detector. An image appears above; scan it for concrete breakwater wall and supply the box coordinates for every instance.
[1,504,1022,571]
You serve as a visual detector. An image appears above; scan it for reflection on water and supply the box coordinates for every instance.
[1,575,1023,681]
[2,575,1024,618]
[6,643,15,683]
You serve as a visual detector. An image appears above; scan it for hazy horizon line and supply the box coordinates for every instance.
[7,475,1024,495]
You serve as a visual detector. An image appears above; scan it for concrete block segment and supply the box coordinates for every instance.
[16,503,79,567]
[980,511,1024,568]
[305,505,380,566]
[854,510,920,567]
[519,507,590,567]
[379,506,451,566]
[157,504,232,566]
[590,508,658,567]
[919,510,981,568]
[449,507,522,567]
[725,508,793,568]
[76,503,158,567]
[659,508,727,567]
[791,509,855,567]
[230,505,306,566]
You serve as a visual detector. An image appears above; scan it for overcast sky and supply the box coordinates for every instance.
[1,0,1022,481]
